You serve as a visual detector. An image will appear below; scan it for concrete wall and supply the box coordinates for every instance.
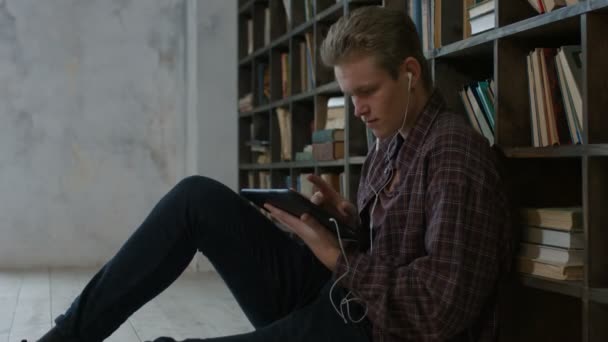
[0,0,237,269]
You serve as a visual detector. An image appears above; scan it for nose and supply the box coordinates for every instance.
[351,96,369,118]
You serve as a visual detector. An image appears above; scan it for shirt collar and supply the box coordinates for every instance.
[358,89,446,211]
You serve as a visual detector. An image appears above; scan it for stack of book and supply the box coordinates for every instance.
[468,0,495,35]
[246,139,270,164]
[295,145,313,161]
[247,171,271,189]
[526,0,579,14]
[459,79,495,145]
[312,129,344,161]
[517,207,584,280]
[239,93,253,113]
[526,46,582,146]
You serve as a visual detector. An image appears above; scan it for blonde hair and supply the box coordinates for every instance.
[320,6,431,89]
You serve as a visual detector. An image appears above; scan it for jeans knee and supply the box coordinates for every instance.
[175,175,233,204]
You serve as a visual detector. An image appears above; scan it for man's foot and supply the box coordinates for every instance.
[36,326,74,342]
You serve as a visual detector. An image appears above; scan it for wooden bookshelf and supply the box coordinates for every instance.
[238,1,608,340]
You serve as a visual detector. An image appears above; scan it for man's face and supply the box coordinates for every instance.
[335,55,410,139]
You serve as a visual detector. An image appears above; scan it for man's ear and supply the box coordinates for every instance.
[400,56,421,89]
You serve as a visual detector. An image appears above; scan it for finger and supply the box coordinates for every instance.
[306,174,339,202]
[310,191,324,205]
[338,201,357,217]
[300,213,321,231]
[263,204,299,227]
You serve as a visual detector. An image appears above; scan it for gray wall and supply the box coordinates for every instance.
[0,0,237,268]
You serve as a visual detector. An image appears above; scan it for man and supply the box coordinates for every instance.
[35,6,512,342]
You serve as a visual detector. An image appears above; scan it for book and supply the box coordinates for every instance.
[517,257,583,280]
[555,50,582,144]
[527,53,541,147]
[531,48,550,146]
[312,129,345,143]
[520,207,583,231]
[463,0,475,39]
[469,10,494,35]
[313,141,344,161]
[557,46,583,132]
[522,226,584,249]
[326,108,345,129]
[541,0,568,13]
[474,81,495,131]
[281,0,291,29]
[276,107,293,161]
[469,0,494,18]
[538,48,560,145]
[247,19,254,54]
[460,89,482,134]
[264,8,270,46]
[295,151,313,161]
[299,173,314,197]
[527,0,570,13]
[468,0,495,35]
[518,242,583,265]
[465,85,494,144]
[281,53,290,98]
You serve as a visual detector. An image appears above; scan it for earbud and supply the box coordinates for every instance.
[407,71,413,89]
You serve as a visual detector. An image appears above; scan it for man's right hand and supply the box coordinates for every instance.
[307,174,359,228]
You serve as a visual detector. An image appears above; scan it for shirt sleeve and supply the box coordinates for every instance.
[334,134,509,341]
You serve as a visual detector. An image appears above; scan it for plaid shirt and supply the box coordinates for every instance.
[335,90,512,342]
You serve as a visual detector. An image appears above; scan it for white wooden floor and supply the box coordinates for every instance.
[0,269,253,342]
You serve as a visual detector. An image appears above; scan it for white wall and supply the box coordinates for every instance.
[190,0,237,272]
[0,0,237,269]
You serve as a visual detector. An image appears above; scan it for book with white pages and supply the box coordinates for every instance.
[519,242,583,265]
[468,0,494,18]
[469,11,495,35]
[522,226,584,249]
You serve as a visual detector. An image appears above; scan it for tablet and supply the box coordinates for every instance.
[240,188,357,240]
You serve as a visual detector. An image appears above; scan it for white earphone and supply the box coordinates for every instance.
[329,69,415,324]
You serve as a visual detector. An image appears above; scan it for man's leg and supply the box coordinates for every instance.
[44,176,331,341]
[148,282,372,342]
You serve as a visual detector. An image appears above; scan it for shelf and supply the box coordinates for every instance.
[590,288,608,304]
[238,81,342,117]
[519,273,583,298]
[238,0,254,15]
[501,144,608,158]
[432,1,588,59]
[586,144,608,156]
[349,156,366,165]
[502,145,586,158]
[591,0,608,12]
[315,1,344,23]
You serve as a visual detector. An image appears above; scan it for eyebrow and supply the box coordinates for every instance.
[346,84,377,96]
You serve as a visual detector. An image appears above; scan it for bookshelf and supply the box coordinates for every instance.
[237,0,608,340]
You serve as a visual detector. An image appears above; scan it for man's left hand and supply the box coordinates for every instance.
[264,203,341,272]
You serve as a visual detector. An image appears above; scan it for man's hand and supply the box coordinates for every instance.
[307,174,360,228]
[264,203,341,271]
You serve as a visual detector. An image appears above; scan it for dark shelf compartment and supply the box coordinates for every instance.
[239,159,347,170]
[590,288,608,304]
[518,273,583,299]
[502,144,608,158]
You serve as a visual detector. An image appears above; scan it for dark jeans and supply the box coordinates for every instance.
[53,176,372,342]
